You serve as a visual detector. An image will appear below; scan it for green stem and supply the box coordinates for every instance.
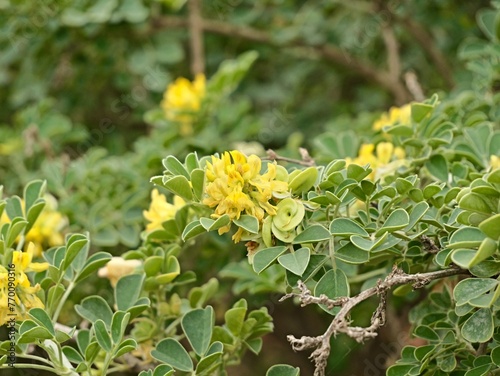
[0,363,58,373]
[329,236,336,269]
[52,281,75,322]
[16,353,54,366]
[348,267,386,283]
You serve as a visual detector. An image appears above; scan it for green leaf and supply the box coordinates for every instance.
[233,215,259,234]
[163,176,193,201]
[23,180,46,211]
[414,325,439,341]
[448,227,486,249]
[253,246,287,274]
[330,218,368,237]
[464,364,493,376]
[426,155,449,182]
[245,338,263,355]
[405,202,429,231]
[85,341,100,363]
[181,220,206,241]
[163,156,190,179]
[292,225,330,243]
[479,214,500,239]
[75,296,113,328]
[115,274,145,311]
[470,238,498,267]
[94,320,112,352]
[491,346,500,366]
[115,338,138,358]
[75,252,112,283]
[451,249,477,269]
[181,306,214,356]
[314,269,349,315]
[387,364,417,376]
[266,365,300,376]
[375,208,409,236]
[111,311,130,345]
[225,306,247,336]
[5,196,24,220]
[453,278,499,305]
[196,352,223,375]
[411,103,434,122]
[151,338,193,372]
[62,234,88,271]
[6,217,28,248]
[191,169,205,200]
[461,308,494,343]
[25,201,46,233]
[278,248,310,276]
[335,243,370,264]
[28,308,55,336]
[288,167,318,194]
[62,346,84,364]
[459,193,494,214]
[76,329,90,355]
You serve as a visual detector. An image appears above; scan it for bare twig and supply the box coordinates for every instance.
[281,266,470,376]
[187,0,205,75]
[404,71,425,101]
[264,149,316,166]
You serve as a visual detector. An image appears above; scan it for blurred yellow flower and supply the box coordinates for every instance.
[347,142,406,181]
[0,243,48,326]
[203,150,289,242]
[373,104,411,131]
[161,74,206,136]
[143,189,185,231]
[98,257,142,287]
[490,155,500,170]
[0,195,66,257]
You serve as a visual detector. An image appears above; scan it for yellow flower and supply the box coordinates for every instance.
[0,195,66,257]
[203,150,289,242]
[12,242,50,274]
[161,74,206,136]
[373,104,411,131]
[0,243,48,326]
[98,257,142,287]
[347,142,406,181]
[143,189,186,231]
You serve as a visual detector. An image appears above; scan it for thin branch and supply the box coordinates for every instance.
[281,265,470,376]
[187,0,205,75]
[404,71,425,101]
[152,16,412,102]
[264,148,316,166]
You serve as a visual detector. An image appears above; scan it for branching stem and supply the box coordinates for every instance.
[281,265,470,376]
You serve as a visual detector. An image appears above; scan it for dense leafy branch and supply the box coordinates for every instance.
[281,266,470,376]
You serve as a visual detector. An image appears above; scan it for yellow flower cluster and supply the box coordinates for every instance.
[161,74,206,136]
[143,189,186,232]
[347,142,406,181]
[203,151,289,241]
[0,243,49,326]
[0,195,66,257]
[373,104,411,131]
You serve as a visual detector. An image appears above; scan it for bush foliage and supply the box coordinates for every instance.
[1,1,500,376]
